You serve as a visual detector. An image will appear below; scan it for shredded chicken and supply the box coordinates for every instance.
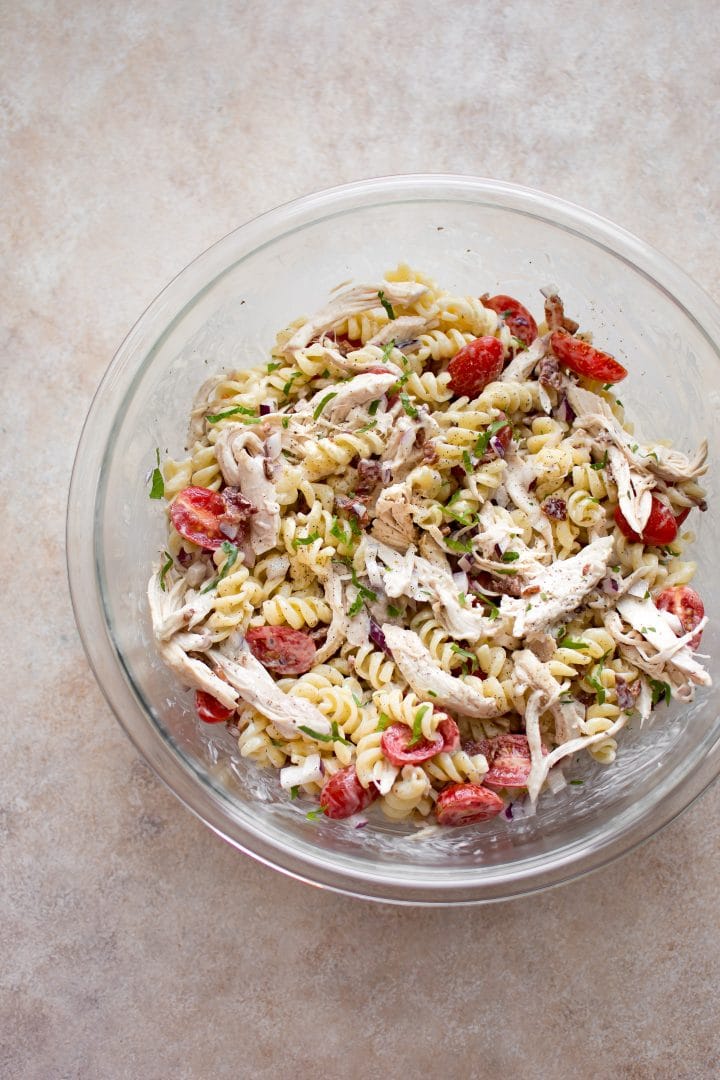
[372,482,419,549]
[282,281,429,356]
[500,333,550,383]
[214,425,280,555]
[382,625,505,718]
[307,370,397,424]
[512,649,562,802]
[367,315,428,346]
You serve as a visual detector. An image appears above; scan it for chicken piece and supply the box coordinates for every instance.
[364,538,417,599]
[313,566,350,664]
[500,535,614,636]
[187,375,223,444]
[214,425,280,556]
[512,649,562,802]
[540,286,579,334]
[500,446,554,550]
[211,647,331,739]
[367,315,428,347]
[607,445,654,534]
[500,333,550,383]
[307,371,397,424]
[644,441,708,484]
[550,698,584,744]
[148,574,238,710]
[372,482,419,550]
[528,713,631,802]
[282,281,429,356]
[308,341,404,377]
[150,576,216,642]
[615,594,710,687]
[382,626,505,719]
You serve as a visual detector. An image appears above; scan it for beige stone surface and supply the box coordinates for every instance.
[2,2,719,1077]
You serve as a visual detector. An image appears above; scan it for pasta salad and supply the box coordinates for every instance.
[148,266,710,828]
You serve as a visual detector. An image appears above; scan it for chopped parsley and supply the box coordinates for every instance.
[400,392,418,418]
[457,591,467,607]
[387,604,402,618]
[427,690,437,698]
[378,290,395,320]
[158,551,173,591]
[290,785,299,800]
[299,725,335,742]
[281,416,290,429]
[293,531,320,548]
[475,419,510,458]
[631,443,639,453]
[368,399,381,416]
[200,541,240,593]
[462,450,474,475]
[149,448,165,500]
[569,779,584,786]
[267,361,282,373]
[331,721,353,746]
[442,504,476,527]
[559,637,587,650]
[501,550,519,563]
[590,450,608,471]
[206,405,260,424]
[616,398,623,407]
[445,537,474,554]
[650,679,672,707]
[282,372,302,396]
[376,712,392,732]
[346,564,377,616]
[602,382,613,391]
[313,392,338,420]
[494,567,518,576]
[356,420,378,434]
[660,546,680,558]
[408,705,429,748]
[352,693,364,708]
[306,807,326,820]
[450,643,479,675]
[587,657,607,705]
[380,340,396,363]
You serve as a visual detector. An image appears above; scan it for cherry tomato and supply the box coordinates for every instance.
[614,497,678,546]
[437,716,460,753]
[448,336,504,398]
[381,722,444,766]
[550,329,628,383]
[196,690,234,724]
[483,734,541,790]
[674,507,691,528]
[170,486,227,550]
[435,783,505,826]
[245,625,317,675]
[320,766,378,819]
[656,586,705,648]
[483,294,538,346]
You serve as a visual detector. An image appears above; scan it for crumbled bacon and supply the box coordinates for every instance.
[470,570,524,599]
[355,459,382,495]
[422,441,439,464]
[543,292,579,334]
[541,496,567,521]
[335,493,369,525]
[616,677,641,711]
[537,356,564,391]
[219,487,257,542]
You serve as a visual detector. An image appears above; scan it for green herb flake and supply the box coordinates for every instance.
[159,551,173,591]
[368,399,381,416]
[408,705,429,748]
[442,504,475,527]
[356,420,378,434]
[290,785,299,800]
[313,392,338,420]
[378,289,395,320]
[292,531,320,549]
[206,405,260,424]
[631,443,639,453]
[660,546,680,558]
[445,537,474,554]
[267,361,282,373]
[400,392,418,418]
[427,690,437,698]
[200,541,240,594]
[282,372,302,396]
[281,416,290,429]
[348,593,364,617]
[380,340,396,363]
[590,450,608,472]
[475,418,511,458]
[450,643,479,675]
[540,592,548,602]
[352,694,364,708]
[376,712,392,732]
[501,550,519,563]
[587,657,607,705]
[650,679,672,707]
[559,637,587,651]
[149,448,165,500]
[387,604,401,618]
[298,725,334,743]
[462,450,474,475]
[616,398,623,408]
[602,382,613,391]
[306,807,326,820]
[495,567,518,576]
[569,779,584,786]
[331,720,353,746]
[458,591,467,607]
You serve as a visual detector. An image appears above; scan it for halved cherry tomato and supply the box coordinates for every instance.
[550,329,628,383]
[483,734,543,790]
[196,690,234,724]
[437,716,460,753]
[483,294,538,346]
[656,586,705,649]
[170,486,227,550]
[448,336,504,398]
[381,722,444,766]
[674,507,691,528]
[614,497,678,546]
[320,766,378,819]
[435,783,505,826]
[245,625,316,675]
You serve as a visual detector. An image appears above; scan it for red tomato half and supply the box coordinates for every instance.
[381,723,444,766]
[438,716,460,753]
[320,766,378,819]
[483,294,538,346]
[656,586,705,648]
[245,625,317,675]
[170,486,227,550]
[196,690,234,724]
[550,330,628,383]
[435,783,505,826]
[483,734,541,790]
[614,498,678,546]
[448,336,504,398]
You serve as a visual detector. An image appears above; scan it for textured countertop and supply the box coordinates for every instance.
[3,3,719,1077]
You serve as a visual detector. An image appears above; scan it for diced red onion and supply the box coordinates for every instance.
[504,803,514,820]
[259,402,273,416]
[458,555,474,574]
[219,522,238,540]
[354,819,368,829]
[602,576,619,594]
[555,396,576,425]
[369,617,390,655]
[489,435,506,458]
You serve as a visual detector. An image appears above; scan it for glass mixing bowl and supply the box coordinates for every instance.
[67,175,720,904]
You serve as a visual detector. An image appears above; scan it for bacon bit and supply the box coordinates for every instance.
[541,496,567,521]
[471,570,524,599]
[356,459,382,495]
[576,690,596,708]
[335,493,369,525]
[616,677,641,711]
[537,356,564,391]
[219,487,257,541]
[422,441,439,464]
[543,291,579,334]
[521,585,541,597]
[177,549,193,568]
[582,563,591,576]
[325,332,362,356]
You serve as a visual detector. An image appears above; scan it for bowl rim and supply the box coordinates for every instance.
[67,173,720,905]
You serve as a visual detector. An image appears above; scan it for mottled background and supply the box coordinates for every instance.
[2,2,719,1077]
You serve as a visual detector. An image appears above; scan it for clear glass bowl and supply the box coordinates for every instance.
[67,175,720,904]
